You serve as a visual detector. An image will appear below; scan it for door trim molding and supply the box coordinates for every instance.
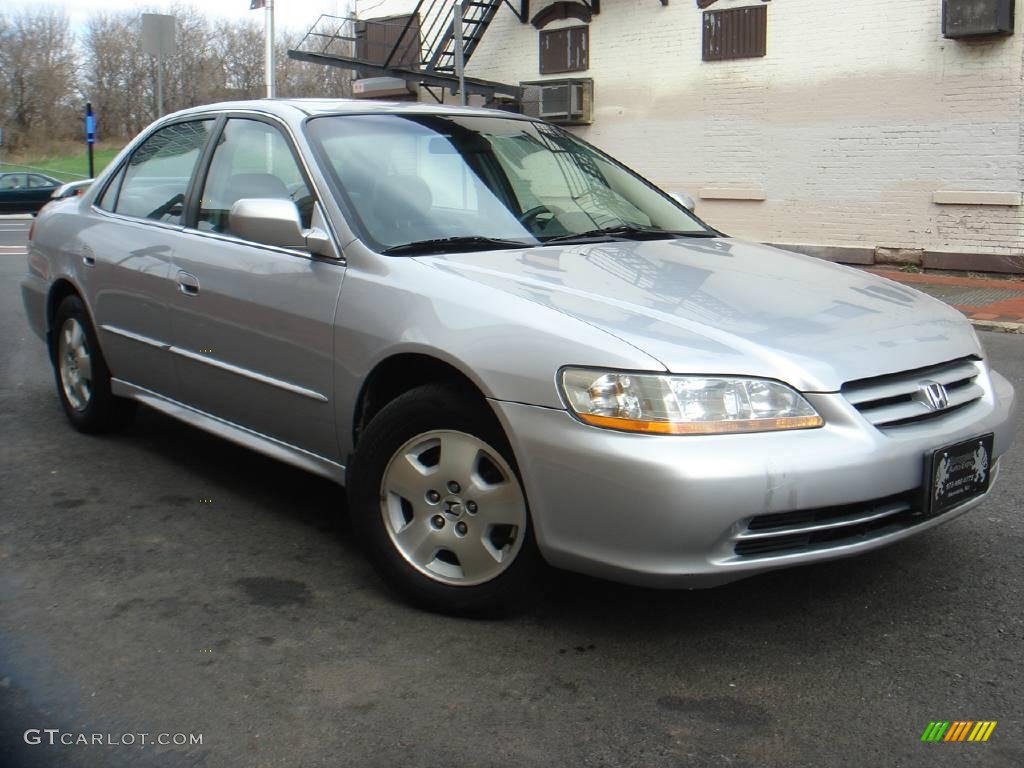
[169,345,329,403]
[102,324,329,402]
[100,324,171,350]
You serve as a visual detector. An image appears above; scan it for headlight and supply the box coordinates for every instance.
[559,369,824,435]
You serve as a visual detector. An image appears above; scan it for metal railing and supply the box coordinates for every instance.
[295,0,506,74]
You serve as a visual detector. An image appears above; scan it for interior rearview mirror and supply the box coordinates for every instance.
[668,191,696,212]
[229,198,334,257]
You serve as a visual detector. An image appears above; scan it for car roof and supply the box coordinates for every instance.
[0,172,56,179]
[162,98,531,123]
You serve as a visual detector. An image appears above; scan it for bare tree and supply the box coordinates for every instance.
[82,13,150,139]
[0,8,78,150]
[213,19,265,100]
[277,31,354,99]
[8,4,356,152]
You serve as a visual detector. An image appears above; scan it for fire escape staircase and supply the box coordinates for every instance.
[289,1,529,100]
[423,0,504,74]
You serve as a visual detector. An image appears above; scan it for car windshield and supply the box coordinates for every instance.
[305,113,713,253]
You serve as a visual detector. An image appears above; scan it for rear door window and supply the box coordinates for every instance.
[115,120,214,225]
[96,165,126,211]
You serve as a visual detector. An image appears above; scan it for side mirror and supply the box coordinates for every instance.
[229,198,334,257]
[668,191,696,212]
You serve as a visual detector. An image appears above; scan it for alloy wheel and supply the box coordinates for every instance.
[379,430,527,586]
[58,317,93,412]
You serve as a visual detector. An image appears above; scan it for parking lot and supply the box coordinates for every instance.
[1,234,1022,767]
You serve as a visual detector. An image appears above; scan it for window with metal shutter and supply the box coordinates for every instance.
[702,5,767,61]
[539,25,589,75]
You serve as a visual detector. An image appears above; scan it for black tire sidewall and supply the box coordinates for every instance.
[349,384,545,616]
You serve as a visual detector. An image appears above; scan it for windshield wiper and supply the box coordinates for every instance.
[542,225,717,245]
[382,236,534,256]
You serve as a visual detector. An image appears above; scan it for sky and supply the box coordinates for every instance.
[7,0,371,35]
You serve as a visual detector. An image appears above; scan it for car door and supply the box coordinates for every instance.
[82,118,216,395]
[166,115,346,462]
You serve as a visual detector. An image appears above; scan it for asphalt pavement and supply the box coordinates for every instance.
[1,231,1022,768]
[0,216,31,255]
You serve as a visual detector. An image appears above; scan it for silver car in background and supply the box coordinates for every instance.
[21,100,1017,615]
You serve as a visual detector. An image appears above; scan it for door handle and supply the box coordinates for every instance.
[177,270,200,296]
[83,255,96,267]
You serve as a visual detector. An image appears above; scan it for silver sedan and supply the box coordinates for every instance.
[21,100,1017,615]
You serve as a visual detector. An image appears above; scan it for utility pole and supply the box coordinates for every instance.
[266,0,276,98]
[251,0,275,97]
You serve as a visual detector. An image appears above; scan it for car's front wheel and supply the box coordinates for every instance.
[349,384,545,616]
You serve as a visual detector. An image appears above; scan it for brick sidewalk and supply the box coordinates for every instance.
[865,267,1024,331]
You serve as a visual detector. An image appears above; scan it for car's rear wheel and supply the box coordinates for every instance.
[52,295,135,433]
[349,384,545,616]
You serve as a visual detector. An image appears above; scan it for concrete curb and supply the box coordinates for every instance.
[970,319,1024,335]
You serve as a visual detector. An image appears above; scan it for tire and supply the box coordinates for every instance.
[51,294,136,433]
[349,384,546,616]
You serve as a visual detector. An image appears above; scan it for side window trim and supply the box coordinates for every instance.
[183,113,227,229]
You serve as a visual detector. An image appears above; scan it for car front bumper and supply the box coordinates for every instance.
[491,367,1017,588]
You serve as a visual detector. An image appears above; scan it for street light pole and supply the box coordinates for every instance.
[265,0,276,98]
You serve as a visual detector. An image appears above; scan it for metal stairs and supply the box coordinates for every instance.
[290,2,526,101]
[423,0,505,73]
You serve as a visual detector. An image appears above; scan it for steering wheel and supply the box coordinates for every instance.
[518,205,559,231]
[147,193,185,222]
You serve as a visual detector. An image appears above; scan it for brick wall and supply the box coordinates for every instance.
[365,0,1024,264]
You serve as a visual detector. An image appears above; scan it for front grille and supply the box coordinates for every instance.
[842,357,983,429]
[733,490,922,558]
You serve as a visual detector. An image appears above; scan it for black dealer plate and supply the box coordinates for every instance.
[925,434,994,518]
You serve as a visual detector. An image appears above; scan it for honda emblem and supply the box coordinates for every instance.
[918,380,950,412]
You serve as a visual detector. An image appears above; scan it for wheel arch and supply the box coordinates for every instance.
[45,278,85,360]
[352,353,493,449]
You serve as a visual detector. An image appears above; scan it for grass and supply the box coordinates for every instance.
[0,144,124,181]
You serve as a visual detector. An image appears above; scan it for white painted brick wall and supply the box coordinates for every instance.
[365,0,1024,258]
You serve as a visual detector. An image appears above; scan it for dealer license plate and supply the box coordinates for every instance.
[925,434,994,518]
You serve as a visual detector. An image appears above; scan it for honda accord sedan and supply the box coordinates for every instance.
[21,100,1017,615]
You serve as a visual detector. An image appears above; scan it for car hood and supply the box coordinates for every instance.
[415,238,981,392]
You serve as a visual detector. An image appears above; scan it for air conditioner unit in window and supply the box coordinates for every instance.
[519,79,593,126]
